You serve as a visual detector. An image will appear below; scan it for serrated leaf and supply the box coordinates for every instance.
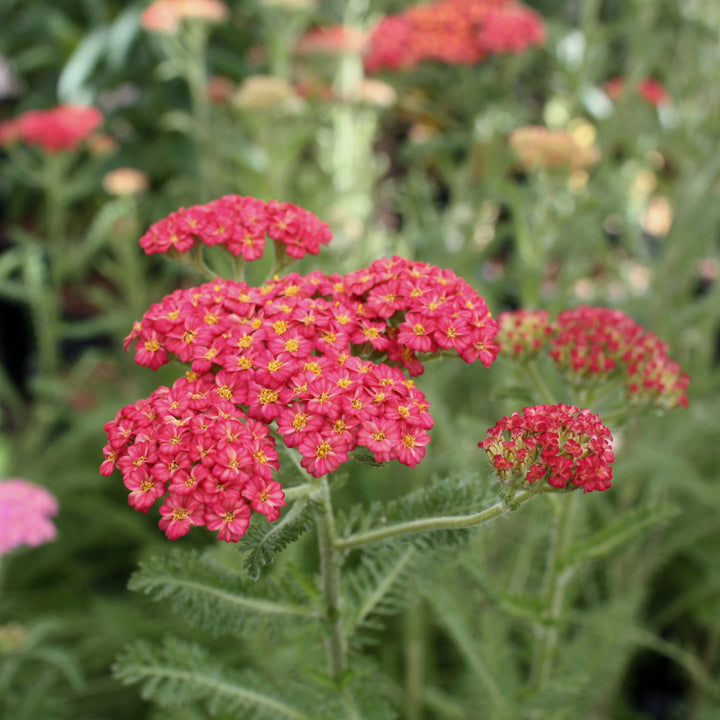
[240,499,316,580]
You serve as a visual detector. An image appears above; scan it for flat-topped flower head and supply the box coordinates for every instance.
[104,197,500,542]
[497,309,553,359]
[0,104,103,154]
[549,305,689,410]
[480,404,614,493]
[0,479,59,555]
[364,0,545,74]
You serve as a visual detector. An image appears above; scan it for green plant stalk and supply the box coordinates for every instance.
[311,475,360,719]
[522,360,558,405]
[35,152,71,379]
[335,490,535,552]
[528,491,580,691]
[404,603,426,720]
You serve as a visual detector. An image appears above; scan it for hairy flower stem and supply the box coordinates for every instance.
[335,490,535,552]
[522,360,558,406]
[529,491,580,692]
[312,475,360,719]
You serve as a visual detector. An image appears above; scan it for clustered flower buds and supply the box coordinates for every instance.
[364,0,545,74]
[496,309,553,360]
[138,195,332,262]
[0,104,103,154]
[479,404,614,493]
[497,306,689,410]
[102,224,500,541]
[0,479,59,555]
[549,306,689,410]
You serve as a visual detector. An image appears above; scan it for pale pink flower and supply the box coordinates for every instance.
[0,479,59,555]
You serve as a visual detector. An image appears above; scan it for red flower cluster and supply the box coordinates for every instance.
[497,306,689,410]
[549,306,689,409]
[480,404,614,493]
[138,195,332,261]
[364,0,545,74]
[496,309,553,359]
[604,76,670,107]
[0,104,103,153]
[102,253,499,541]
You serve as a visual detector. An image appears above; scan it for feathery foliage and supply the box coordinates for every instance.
[114,637,344,720]
[240,498,318,580]
[128,549,317,638]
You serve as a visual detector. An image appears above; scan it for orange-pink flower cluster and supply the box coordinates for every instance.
[480,404,614,493]
[0,104,103,154]
[363,0,545,73]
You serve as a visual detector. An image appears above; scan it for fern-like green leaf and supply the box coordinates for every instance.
[240,499,316,580]
[114,637,343,720]
[344,545,420,642]
[564,503,680,570]
[128,549,316,637]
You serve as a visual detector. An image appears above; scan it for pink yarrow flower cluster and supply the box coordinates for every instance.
[480,404,614,493]
[364,0,545,74]
[0,104,103,153]
[138,195,332,262]
[0,479,59,555]
[103,230,499,541]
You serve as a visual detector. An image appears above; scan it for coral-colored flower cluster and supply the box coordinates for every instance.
[141,0,229,33]
[508,125,600,172]
[496,309,553,359]
[102,245,499,541]
[0,104,103,154]
[0,479,59,555]
[497,306,689,410]
[364,0,545,74]
[480,404,614,493]
[138,195,332,261]
[549,306,689,409]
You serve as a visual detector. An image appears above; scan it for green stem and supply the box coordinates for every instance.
[404,603,426,720]
[522,360,558,405]
[528,491,580,691]
[311,475,360,719]
[336,490,535,552]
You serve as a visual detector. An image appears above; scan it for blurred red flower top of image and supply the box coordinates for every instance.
[364,0,546,73]
[0,104,103,153]
[604,76,671,107]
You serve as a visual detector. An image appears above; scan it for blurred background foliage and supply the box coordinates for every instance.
[1,0,719,718]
